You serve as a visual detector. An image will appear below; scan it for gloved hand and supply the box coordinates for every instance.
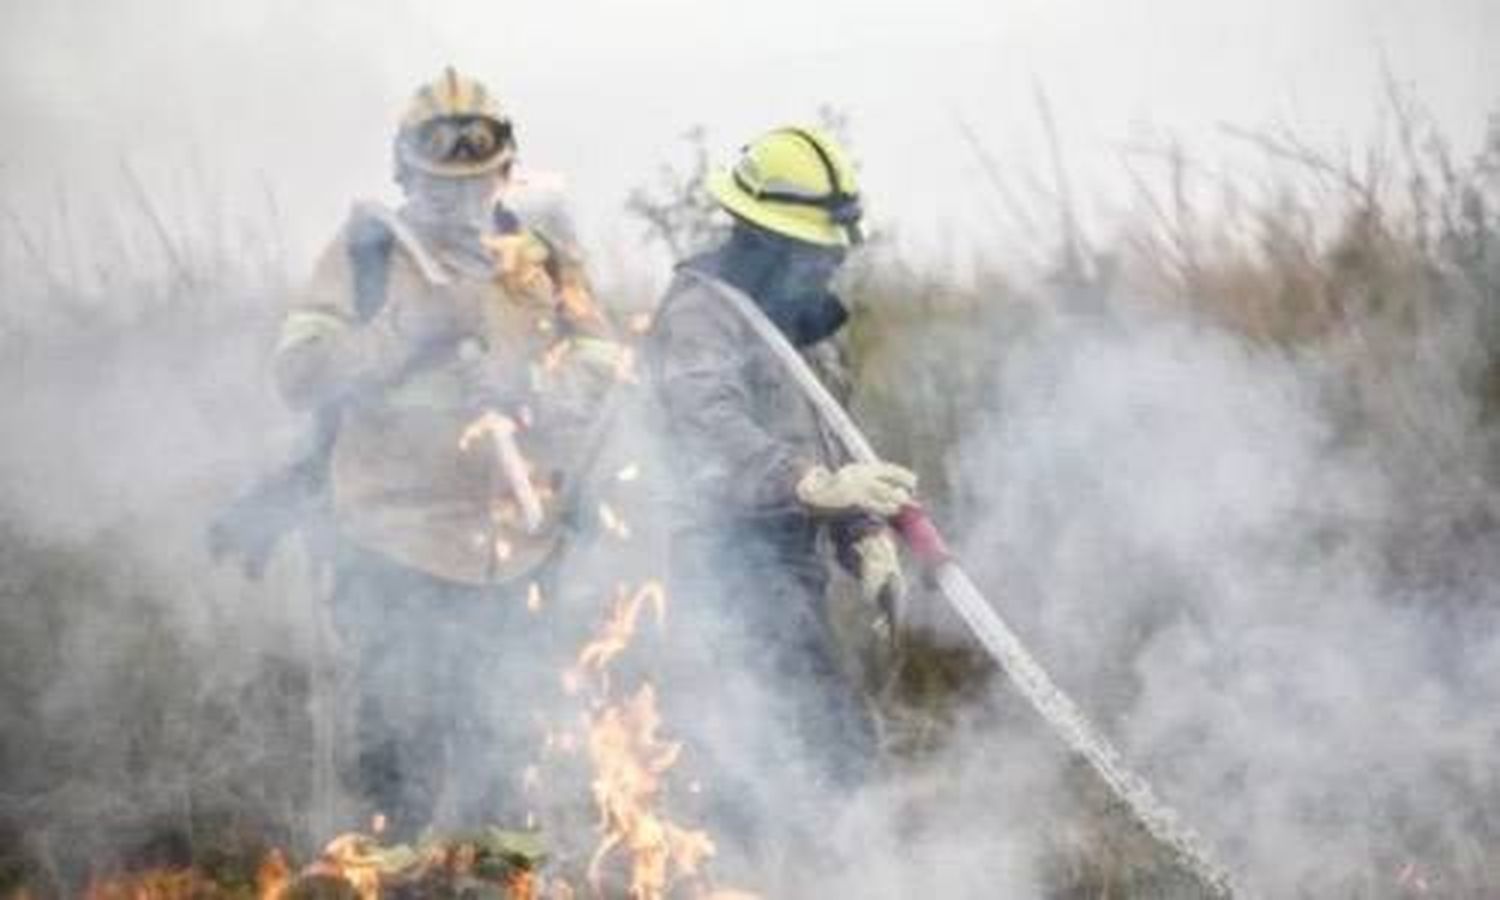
[853,530,905,643]
[795,461,917,518]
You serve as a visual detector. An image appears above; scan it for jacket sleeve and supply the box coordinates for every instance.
[271,228,408,412]
[652,289,813,516]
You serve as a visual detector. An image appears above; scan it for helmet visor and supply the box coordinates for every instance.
[405,115,515,171]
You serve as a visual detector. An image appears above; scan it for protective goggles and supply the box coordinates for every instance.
[407,115,515,170]
[732,128,865,244]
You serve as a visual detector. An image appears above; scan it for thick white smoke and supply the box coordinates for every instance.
[921,297,1500,896]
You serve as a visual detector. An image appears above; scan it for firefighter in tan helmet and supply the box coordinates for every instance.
[273,68,621,837]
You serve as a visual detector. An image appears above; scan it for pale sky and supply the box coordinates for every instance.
[2,0,1497,275]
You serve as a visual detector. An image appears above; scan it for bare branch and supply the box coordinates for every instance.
[1033,79,1089,284]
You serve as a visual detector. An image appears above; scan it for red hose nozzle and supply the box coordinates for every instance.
[891,505,952,567]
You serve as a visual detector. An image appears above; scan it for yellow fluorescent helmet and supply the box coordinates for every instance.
[708,126,864,247]
[396,67,516,177]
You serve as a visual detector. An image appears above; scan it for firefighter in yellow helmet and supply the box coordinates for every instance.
[270,68,620,838]
[649,127,912,880]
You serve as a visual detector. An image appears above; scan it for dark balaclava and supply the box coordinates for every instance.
[695,219,849,347]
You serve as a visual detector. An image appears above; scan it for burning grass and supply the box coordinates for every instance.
[37,576,740,900]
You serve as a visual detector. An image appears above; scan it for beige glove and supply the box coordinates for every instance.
[795,462,917,518]
[854,530,905,643]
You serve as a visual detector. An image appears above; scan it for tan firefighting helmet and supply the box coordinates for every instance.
[394,67,517,178]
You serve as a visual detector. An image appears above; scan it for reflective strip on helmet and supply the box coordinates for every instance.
[427,66,475,117]
[443,66,465,109]
[276,308,349,352]
[733,158,831,201]
[736,127,865,244]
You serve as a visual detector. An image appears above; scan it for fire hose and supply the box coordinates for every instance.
[684,268,1238,899]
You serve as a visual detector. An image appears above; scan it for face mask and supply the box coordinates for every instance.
[708,223,850,346]
[403,171,500,235]
[756,255,848,345]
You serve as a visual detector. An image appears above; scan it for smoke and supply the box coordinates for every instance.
[0,231,321,889]
[6,178,1500,898]
[914,295,1500,896]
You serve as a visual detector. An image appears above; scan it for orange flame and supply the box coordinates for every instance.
[560,579,742,899]
[584,684,717,899]
[256,848,291,899]
[563,582,665,698]
[298,833,388,900]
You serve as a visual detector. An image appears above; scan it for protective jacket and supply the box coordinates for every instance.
[273,204,618,585]
[649,262,875,568]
